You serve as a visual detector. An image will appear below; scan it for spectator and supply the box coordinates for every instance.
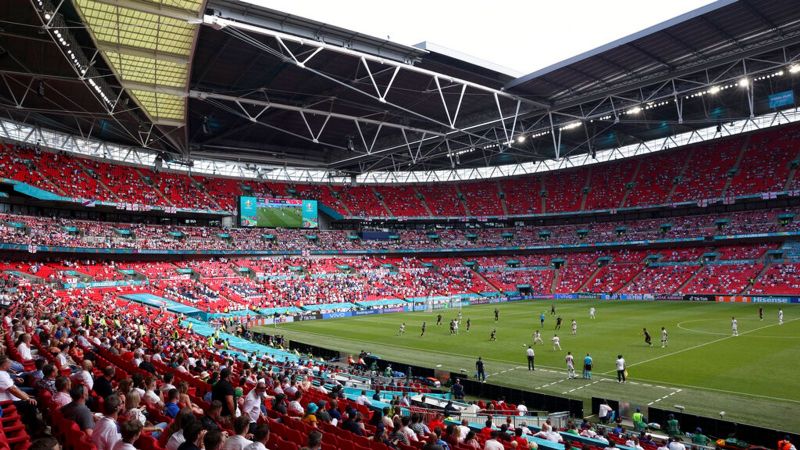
[222,416,253,450]
[93,394,123,450]
[113,419,143,450]
[164,388,180,418]
[244,423,270,450]
[212,368,236,418]
[302,430,323,450]
[61,384,94,435]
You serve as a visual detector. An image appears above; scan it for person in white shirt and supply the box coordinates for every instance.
[93,395,122,450]
[288,392,304,415]
[15,334,33,361]
[165,412,196,450]
[458,419,471,441]
[356,390,372,406]
[552,334,561,351]
[517,401,528,416]
[244,423,270,450]
[243,382,269,425]
[571,319,578,335]
[626,437,644,450]
[668,437,686,450]
[615,355,626,383]
[526,346,535,371]
[112,419,143,450]
[779,308,784,325]
[0,355,37,415]
[661,327,669,348]
[222,416,253,450]
[400,416,418,442]
[598,400,613,424]
[72,360,94,391]
[484,431,504,450]
[589,306,596,319]
[534,430,564,443]
[565,352,575,379]
[731,317,738,336]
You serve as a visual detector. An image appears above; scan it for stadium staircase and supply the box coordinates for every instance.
[674,265,704,294]
[371,186,394,217]
[73,158,119,200]
[550,269,561,294]
[539,176,547,213]
[665,146,696,203]
[455,186,471,215]
[471,268,503,294]
[617,269,646,293]
[412,187,434,216]
[742,262,773,294]
[720,135,752,198]
[193,176,223,210]
[579,167,591,211]
[496,181,509,216]
[327,185,353,216]
[134,168,175,207]
[783,147,800,190]
[35,169,67,196]
[618,159,642,208]
[578,264,604,292]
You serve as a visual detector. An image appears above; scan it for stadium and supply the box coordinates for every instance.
[0,0,799,449]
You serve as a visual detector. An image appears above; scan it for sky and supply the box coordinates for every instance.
[245,0,716,76]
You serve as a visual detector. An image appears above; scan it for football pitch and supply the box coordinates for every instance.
[256,206,302,228]
[257,300,800,433]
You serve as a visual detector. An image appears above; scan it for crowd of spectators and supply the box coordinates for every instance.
[1,207,798,254]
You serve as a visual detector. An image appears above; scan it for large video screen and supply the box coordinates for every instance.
[239,196,318,228]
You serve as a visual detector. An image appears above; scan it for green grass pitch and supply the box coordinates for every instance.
[256,300,800,433]
[256,206,302,228]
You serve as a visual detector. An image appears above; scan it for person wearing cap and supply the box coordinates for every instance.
[303,402,319,427]
[212,368,236,418]
[666,414,681,438]
[691,428,710,447]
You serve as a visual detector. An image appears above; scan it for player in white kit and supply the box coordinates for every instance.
[731,317,738,336]
[565,352,575,379]
[571,319,578,335]
[552,334,561,351]
[533,329,543,344]
[661,327,668,348]
[778,309,784,325]
[589,307,596,319]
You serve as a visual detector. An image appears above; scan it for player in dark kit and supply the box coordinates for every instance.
[555,316,562,330]
[436,314,442,326]
[494,308,499,321]
[475,357,485,381]
[489,329,497,341]
[466,318,471,332]
[551,304,556,316]
[420,322,427,336]
[759,307,763,320]
[643,328,652,347]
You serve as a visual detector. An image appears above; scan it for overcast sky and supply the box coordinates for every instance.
[245,0,716,76]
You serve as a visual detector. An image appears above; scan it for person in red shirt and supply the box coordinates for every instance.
[480,419,494,439]
[513,428,530,449]
[428,413,445,435]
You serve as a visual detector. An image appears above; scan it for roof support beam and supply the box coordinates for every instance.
[204,15,550,109]
[188,90,446,137]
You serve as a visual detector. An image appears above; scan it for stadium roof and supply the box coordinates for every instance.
[2,0,800,177]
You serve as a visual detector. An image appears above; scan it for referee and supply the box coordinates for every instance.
[526,345,535,371]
